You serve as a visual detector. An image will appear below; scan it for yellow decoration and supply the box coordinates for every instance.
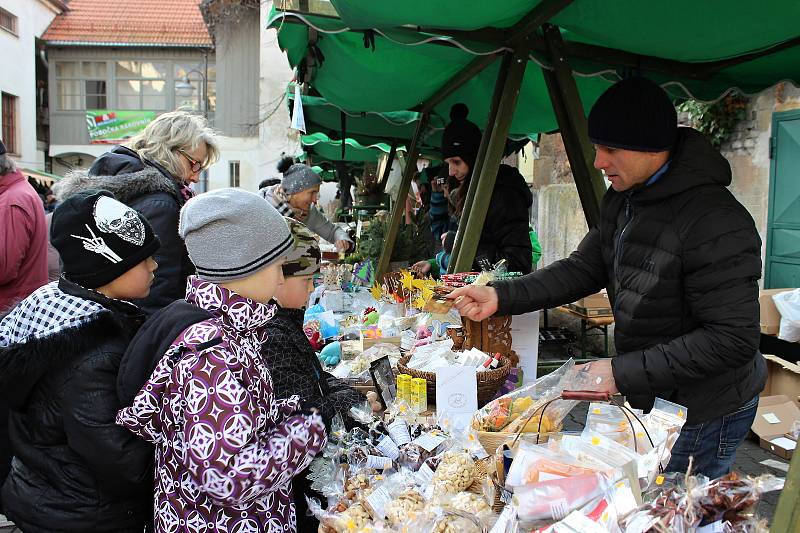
[655,475,665,485]
[400,270,414,290]
[369,283,382,301]
[591,436,601,446]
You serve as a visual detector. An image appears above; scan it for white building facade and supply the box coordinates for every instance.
[0,0,63,169]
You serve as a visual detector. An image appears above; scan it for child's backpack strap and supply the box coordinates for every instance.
[117,300,215,405]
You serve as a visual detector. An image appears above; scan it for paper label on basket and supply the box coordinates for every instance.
[387,420,412,445]
[376,435,401,459]
[435,366,477,431]
[364,486,392,519]
[365,455,393,470]
[423,484,435,500]
[413,431,448,452]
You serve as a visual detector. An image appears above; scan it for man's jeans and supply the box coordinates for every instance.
[665,395,759,479]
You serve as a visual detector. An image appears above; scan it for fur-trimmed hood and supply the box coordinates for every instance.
[58,146,180,204]
[58,165,179,205]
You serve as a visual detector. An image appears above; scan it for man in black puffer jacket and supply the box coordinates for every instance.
[450,77,766,479]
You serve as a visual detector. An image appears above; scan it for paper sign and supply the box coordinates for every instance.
[412,431,448,452]
[364,485,391,519]
[762,412,781,424]
[435,366,478,430]
[770,436,797,450]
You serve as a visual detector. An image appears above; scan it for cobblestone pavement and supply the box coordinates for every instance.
[562,403,787,524]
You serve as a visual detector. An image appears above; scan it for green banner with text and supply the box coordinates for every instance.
[86,110,156,143]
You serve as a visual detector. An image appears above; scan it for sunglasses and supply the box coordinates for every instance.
[177,148,204,173]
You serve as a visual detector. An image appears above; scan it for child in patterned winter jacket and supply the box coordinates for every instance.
[116,188,327,533]
[0,190,160,532]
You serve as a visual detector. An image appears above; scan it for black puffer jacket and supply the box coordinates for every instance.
[0,278,152,532]
[444,164,533,274]
[494,128,766,424]
[57,146,194,315]
[261,306,365,428]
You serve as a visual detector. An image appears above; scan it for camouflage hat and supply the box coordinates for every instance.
[282,217,321,277]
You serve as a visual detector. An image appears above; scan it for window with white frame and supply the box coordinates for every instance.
[229,161,241,188]
[55,61,108,111]
[0,7,17,35]
[115,61,167,110]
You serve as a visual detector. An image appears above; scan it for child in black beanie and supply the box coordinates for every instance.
[0,190,160,532]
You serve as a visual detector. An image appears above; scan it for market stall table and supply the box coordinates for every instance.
[556,305,614,359]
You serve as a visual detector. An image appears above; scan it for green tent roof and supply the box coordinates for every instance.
[270,1,800,139]
[289,90,445,149]
[300,132,404,163]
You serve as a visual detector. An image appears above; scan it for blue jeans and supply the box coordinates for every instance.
[665,395,759,479]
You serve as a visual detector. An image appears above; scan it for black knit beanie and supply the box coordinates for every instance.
[441,103,482,168]
[587,77,677,152]
[51,190,160,289]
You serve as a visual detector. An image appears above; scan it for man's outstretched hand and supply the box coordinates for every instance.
[448,285,499,321]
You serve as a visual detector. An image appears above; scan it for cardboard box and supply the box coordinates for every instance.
[761,354,800,407]
[752,395,800,459]
[759,288,792,335]
[568,291,612,317]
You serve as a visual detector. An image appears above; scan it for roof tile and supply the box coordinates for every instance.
[43,0,212,47]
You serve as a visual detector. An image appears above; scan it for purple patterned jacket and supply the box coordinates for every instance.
[117,277,326,533]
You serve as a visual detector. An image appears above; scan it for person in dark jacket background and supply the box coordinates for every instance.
[0,190,160,531]
[412,104,533,276]
[450,77,766,479]
[59,110,220,315]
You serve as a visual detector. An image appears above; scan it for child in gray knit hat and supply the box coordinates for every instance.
[117,187,326,532]
[259,157,353,253]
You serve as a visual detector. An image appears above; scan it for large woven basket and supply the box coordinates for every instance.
[396,355,511,405]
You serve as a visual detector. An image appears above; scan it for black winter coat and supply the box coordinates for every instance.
[0,279,153,532]
[55,146,194,315]
[445,164,533,274]
[494,128,766,424]
[261,306,365,428]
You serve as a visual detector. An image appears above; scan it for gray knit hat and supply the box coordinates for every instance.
[179,188,293,282]
[281,163,322,195]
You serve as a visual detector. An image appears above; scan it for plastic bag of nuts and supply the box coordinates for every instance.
[431,451,477,493]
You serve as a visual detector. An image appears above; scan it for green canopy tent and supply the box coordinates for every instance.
[270,0,800,278]
[300,132,404,163]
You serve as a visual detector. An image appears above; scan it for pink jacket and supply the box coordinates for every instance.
[0,170,48,313]
[117,277,326,532]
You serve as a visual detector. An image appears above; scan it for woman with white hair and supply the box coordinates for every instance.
[58,110,220,314]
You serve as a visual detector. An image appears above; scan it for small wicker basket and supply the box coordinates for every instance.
[396,355,511,406]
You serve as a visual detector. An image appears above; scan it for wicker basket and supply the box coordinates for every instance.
[463,315,519,365]
[396,355,511,405]
[474,426,562,457]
